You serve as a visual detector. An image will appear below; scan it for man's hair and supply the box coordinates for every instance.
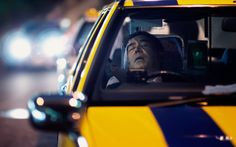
[126,31,163,51]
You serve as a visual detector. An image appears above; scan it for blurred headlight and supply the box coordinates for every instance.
[60,18,71,30]
[40,31,68,57]
[56,58,67,71]
[8,37,32,60]
[2,32,32,63]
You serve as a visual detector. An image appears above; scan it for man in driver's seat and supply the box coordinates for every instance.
[106,31,163,88]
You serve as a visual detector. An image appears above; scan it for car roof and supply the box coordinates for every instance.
[121,0,236,7]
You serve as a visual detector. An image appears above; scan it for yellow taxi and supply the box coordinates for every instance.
[28,0,236,147]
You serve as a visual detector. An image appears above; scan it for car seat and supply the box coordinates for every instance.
[156,35,185,72]
[104,48,125,88]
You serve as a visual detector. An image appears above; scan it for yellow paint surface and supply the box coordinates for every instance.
[203,106,236,146]
[80,106,168,147]
[124,0,134,6]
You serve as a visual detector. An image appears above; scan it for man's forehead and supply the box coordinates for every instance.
[129,35,152,43]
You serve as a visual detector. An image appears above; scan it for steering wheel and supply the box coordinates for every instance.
[147,70,190,82]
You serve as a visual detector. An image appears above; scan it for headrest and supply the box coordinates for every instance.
[156,35,184,57]
[156,35,185,72]
[111,49,122,68]
[221,49,236,66]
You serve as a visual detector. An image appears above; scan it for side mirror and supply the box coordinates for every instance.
[27,92,87,133]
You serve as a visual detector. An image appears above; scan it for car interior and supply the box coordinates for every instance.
[91,8,236,103]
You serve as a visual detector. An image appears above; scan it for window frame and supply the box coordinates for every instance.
[81,5,236,105]
[71,10,110,92]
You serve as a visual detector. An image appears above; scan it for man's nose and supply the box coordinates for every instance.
[135,46,142,53]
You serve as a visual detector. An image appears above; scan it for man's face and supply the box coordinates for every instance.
[127,35,156,71]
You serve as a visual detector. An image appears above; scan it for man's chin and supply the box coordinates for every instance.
[134,63,146,69]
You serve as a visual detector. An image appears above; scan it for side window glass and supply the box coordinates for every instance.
[72,11,109,91]
[72,14,104,76]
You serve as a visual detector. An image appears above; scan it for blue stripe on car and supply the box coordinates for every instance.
[150,106,233,147]
[133,0,178,6]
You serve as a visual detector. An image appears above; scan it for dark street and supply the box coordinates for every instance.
[0,70,58,147]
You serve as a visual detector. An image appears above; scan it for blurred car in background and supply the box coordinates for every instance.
[56,8,98,91]
[0,19,69,70]
[70,8,98,57]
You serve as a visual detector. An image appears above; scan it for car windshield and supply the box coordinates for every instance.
[93,6,236,103]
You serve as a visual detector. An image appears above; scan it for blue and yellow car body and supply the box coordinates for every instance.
[59,0,236,147]
[36,0,236,147]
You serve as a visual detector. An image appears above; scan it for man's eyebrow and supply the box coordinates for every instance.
[127,42,135,48]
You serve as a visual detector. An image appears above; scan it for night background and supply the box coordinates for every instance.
[0,0,112,34]
[0,0,63,33]
[0,0,111,147]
